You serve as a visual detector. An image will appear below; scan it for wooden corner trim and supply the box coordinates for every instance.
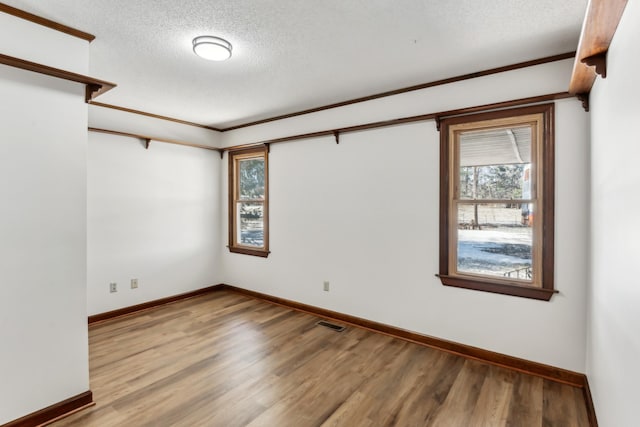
[88,102,221,132]
[569,0,628,95]
[1,390,93,427]
[216,284,586,387]
[582,376,599,427]
[0,53,116,100]
[438,274,556,301]
[88,285,223,324]
[0,3,95,42]
[228,246,270,257]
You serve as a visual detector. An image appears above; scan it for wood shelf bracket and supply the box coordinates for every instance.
[85,83,102,102]
[576,93,590,112]
[0,53,116,102]
[334,131,340,144]
[581,53,607,78]
[568,0,627,96]
[143,138,151,149]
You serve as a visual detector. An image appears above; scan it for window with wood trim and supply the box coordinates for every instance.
[438,104,555,300]
[228,146,269,257]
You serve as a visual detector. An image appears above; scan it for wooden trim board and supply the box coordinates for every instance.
[582,376,599,427]
[86,53,574,133]
[88,285,223,324]
[0,53,116,101]
[89,102,221,132]
[1,391,94,427]
[0,3,95,42]
[569,0,628,95]
[89,283,588,387]
[221,92,574,153]
[88,127,222,153]
[86,283,597,425]
[217,284,586,388]
[223,52,575,131]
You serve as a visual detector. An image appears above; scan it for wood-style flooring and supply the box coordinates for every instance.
[52,290,589,426]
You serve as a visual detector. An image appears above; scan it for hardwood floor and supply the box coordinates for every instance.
[52,291,589,426]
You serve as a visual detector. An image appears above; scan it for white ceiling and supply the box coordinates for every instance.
[5,0,587,129]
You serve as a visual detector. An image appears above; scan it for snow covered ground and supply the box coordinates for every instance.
[457,227,532,278]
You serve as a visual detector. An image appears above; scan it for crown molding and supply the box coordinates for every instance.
[222,51,576,132]
[0,3,95,42]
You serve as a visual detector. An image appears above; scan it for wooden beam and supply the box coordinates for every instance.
[2,391,94,427]
[569,0,628,96]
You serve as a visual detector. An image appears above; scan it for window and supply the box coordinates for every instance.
[438,104,555,300]
[228,146,269,257]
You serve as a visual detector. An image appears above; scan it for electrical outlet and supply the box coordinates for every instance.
[131,279,138,289]
[323,281,330,292]
[110,282,117,293]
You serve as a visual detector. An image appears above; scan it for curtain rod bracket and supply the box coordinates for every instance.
[434,116,442,131]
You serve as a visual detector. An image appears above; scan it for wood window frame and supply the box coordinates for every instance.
[438,104,555,301]
[228,146,270,257]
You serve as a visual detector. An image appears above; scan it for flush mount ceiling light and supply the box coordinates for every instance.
[192,36,232,61]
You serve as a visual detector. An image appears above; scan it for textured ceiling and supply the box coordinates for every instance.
[4,0,587,128]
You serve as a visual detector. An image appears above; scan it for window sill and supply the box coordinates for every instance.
[437,274,556,301]
[228,246,270,258]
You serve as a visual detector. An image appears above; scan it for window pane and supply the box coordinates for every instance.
[459,125,531,200]
[239,158,265,200]
[236,202,264,247]
[456,203,533,281]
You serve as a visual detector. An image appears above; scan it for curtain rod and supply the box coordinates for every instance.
[222,92,575,153]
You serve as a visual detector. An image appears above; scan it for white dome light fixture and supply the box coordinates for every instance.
[192,36,232,61]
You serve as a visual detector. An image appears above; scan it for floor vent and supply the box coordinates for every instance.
[316,320,346,332]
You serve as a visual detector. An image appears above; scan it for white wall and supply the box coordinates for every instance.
[87,131,221,315]
[220,60,590,372]
[223,59,574,147]
[0,12,88,74]
[0,19,90,424]
[587,1,640,425]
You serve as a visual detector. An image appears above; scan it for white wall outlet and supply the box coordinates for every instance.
[109,282,117,293]
[131,279,138,289]
[323,281,330,292]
